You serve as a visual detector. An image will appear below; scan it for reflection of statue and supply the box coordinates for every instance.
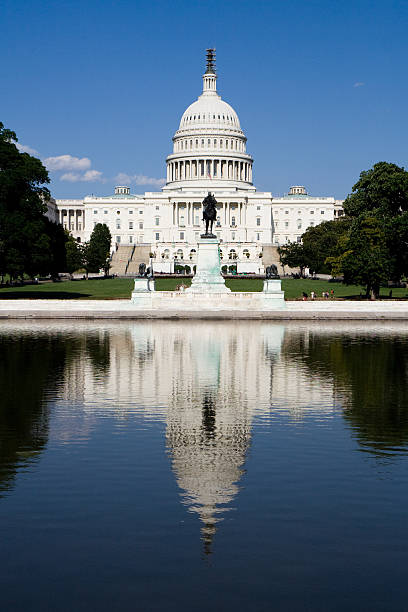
[202,192,217,237]
[138,262,146,277]
[266,264,279,279]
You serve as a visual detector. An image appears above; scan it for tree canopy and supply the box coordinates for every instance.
[83,223,112,276]
[314,162,408,298]
[0,122,66,280]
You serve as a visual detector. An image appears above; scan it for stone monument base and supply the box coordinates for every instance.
[186,237,230,293]
[129,291,286,311]
[131,277,155,300]
[262,278,285,308]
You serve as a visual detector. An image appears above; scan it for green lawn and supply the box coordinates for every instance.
[0,277,406,300]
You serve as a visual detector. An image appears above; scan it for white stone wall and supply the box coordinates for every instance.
[55,187,344,265]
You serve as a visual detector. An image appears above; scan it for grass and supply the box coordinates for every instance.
[0,277,407,300]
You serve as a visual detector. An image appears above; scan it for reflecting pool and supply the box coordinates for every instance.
[1,321,408,611]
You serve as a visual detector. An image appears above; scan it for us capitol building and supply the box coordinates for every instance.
[55,50,344,274]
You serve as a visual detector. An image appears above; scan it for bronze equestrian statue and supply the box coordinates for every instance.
[202,192,217,237]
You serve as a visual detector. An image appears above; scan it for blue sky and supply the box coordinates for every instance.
[1,0,407,199]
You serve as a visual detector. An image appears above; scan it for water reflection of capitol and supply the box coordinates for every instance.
[34,321,340,551]
[4,321,406,550]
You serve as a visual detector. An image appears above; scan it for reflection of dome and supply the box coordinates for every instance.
[166,393,251,556]
[164,49,254,190]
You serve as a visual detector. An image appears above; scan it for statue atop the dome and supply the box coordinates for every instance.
[202,192,217,238]
[205,48,216,74]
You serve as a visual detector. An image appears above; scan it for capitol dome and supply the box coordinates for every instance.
[164,49,254,191]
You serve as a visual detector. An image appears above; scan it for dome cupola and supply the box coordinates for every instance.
[163,49,254,192]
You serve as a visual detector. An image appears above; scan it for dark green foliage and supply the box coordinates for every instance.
[302,218,351,273]
[323,162,408,297]
[0,122,65,280]
[327,216,390,299]
[343,161,408,218]
[278,241,308,275]
[65,232,84,276]
[83,223,112,276]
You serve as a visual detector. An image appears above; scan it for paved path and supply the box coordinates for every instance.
[1,299,408,319]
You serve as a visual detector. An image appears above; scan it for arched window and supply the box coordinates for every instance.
[189,249,196,260]
[177,249,184,260]
[229,249,237,260]
[243,249,250,259]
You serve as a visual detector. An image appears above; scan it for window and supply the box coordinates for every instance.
[129,210,133,214]
[139,209,143,214]
[93,222,97,228]
[321,210,325,215]
[117,210,120,215]
[155,233,160,241]
[231,232,235,240]
[256,233,260,241]
[129,236,133,243]
[256,218,261,226]
[155,217,160,226]
[275,222,279,229]
[180,232,184,240]
[156,206,159,211]
[310,210,314,215]
[93,210,98,214]
[129,221,133,229]
[285,210,289,215]
[310,221,315,227]
[194,215,199,225]
[104,210,108,215]
[297,236,302,243]
[116,236,121,243]
[274,235,279,243]
[297,219,302,229]
[139,222,143,230]
[257,206,261,210]
[116,220,121,229]
[231,216,236,226]
[284,221,289,228]
[180,215,185,226]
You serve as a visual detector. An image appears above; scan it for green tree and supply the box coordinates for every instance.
[327,216,390,299]
[83,223,112,277]
[301,218,351,274]
[343,161,408,219]
[342,162,408,282]
[0,122,60,281]
[65,232,84,278]
[278,241,308,276]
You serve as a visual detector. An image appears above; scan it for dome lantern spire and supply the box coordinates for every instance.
[203,48,217,94]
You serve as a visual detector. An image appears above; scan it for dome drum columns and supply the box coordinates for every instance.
[167,159,253,184]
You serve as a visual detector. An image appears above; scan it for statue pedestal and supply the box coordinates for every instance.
[262,278,285,307]
[186,238,230,293]
[131,277,155,302]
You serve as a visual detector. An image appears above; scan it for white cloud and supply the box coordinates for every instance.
[60,169,103,182]
[16,143,39,155]
[44,154,91,171]
[353,82,365,88]
[115,172,165,187]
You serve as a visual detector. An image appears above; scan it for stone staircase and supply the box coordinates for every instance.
[109,245,134,276]
[109,244,151,276]
[126,245,152,275]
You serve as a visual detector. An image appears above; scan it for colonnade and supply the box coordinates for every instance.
[167,159,253,183]
[59,209,85,232]
[172,201,247,228]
